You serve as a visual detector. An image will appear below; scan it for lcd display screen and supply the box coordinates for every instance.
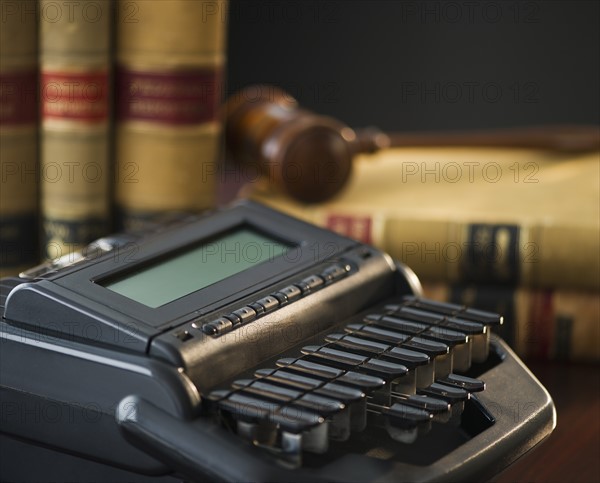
[103,228,290,308]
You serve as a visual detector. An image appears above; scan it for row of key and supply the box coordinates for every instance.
[205,296,503,466]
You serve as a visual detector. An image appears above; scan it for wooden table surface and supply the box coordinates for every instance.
[492,361,600,483]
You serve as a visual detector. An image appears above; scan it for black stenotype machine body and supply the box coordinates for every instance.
[0,201,555,482]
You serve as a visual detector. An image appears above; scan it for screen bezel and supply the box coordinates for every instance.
[100,225,294,308]
[53,203,356,330]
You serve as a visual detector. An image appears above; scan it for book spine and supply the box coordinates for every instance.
[254,198,599,291]
[422,282,600,362]
[39,0,112,260]
[0,0,39,276]
[115,0,228,230]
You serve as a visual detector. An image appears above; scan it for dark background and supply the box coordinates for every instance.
[227,0,600,132]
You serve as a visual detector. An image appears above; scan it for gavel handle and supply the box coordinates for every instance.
[355,125,600,154]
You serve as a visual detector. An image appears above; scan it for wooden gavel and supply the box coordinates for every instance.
[224,85,600,203]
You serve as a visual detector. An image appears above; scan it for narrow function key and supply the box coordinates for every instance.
[223,312,242,327]
[256,368,365,405]
[395,394,450,415]
[300,274,324,293]
[443,317,486,335]
[230,306,256,325]
[248,302,266,316]
[418,382,470,421]
[392,394,451,424]
[202,317,233,336]
[271,292,289,306]
[320,264,349,284]
[279,285,302,303]
[254,295,279,314]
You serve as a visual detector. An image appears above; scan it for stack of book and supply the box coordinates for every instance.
[0,0,228,275]
[250,146,600,362]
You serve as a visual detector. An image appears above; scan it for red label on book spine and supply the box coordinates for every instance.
[116,66,221,125]
[0,70,38,125]
[326,214,373,244]
[41,71,109,122]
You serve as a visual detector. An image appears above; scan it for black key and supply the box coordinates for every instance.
[325,333,390,356]
[205,389,231,406]
[301,346,368,369]
[382,402,432,430]
[276,358,343,380]
[461,307,503,325]
[418,382,470,403]
[345,324,409,345]
[385,306,445,325]
[248,302,266,316]
[400,296,465,316]
[386,347,430,369]
[402,336,449,357]
[271,292,289,306]
[337,371,387,392]
[423,326,468,346]
[393,394,450,414]
[320,264,348,283]
[279,285,302,302]
[442,317,486,335]
[276,358,386,393]
[300,274,324,292]
[255,369,364,404]
[360,359,408,381]
[438,374,485,392]
[255,368,318,391]
[224,312,242,327]
[365,314,428,334]
[317,382,365,404]
[294,281,312,295]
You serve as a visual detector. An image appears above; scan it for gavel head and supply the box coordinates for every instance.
[224,85,357,203]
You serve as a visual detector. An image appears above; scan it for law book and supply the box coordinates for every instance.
[250,147,600,292]
[114,0,228,231]
[39,0,112,261]
[0,0,39,277]
[422,282,600,362]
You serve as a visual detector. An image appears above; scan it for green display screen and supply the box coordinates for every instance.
[103,228,290,308]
